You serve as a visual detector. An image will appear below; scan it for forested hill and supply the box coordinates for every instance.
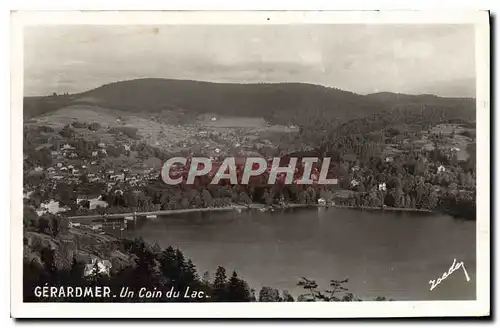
[365,91,475,108]
[24,78,475,125]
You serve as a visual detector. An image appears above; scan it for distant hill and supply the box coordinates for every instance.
[365,91,475,107]
[24,78,476,125]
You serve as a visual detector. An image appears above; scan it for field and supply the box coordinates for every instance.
[27,105,300,158]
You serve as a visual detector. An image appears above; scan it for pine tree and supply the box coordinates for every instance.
[212,266,228,301]
[227,271,251,301]
[159,246,177,284]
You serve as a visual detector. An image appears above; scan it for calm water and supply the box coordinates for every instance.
[129,208,476,301]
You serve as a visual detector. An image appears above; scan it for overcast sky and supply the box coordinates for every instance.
[24,24,475,97]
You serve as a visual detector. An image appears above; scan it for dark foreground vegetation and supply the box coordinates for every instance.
[24,235,390,302]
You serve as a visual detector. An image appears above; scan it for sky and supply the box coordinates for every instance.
[24,24,476,97]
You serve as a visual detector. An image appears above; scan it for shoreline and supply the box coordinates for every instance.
[68,203,434,220]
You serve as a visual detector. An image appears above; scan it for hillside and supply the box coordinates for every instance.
[365,91,475,108]
[24,78,476,127]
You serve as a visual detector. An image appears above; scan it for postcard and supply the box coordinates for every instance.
[10,10,490,318]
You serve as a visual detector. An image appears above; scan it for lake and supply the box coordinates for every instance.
[129,208,476,301]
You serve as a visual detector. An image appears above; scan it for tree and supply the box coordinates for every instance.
[59,125,74,138]
[202,189,213,207]
[159,246,177,284]
[258,286,282,302]
[23,205,38,228]
[238,192,252,205]
[227,271,251,301]
[282,290,295,302]
[212,266,228,301]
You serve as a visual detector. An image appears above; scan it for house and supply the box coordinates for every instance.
[437,165,446,173]
[91,224,102,231]
[111,173,125,181]
[211,117,217,121]
[37,200,69,216]
[350,179,360,187]
[92,151,99,157]
[124,144,131,151]
[57,163,63,168]
[98,142,106,148]
[378,183,387,191]
[68,221,81,228]
[89,198,108,210]
[385,157,394,163]
[61,144,74,150]
[34,166,44,172]
[318,198,327,205]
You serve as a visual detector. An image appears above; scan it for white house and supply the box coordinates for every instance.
[437,165,446,173]
[351,179,360,187]
[89,198,108,210]
[92,151,99,157]
[215,148,221,154]
[98,142,106,148]
[378,183,387,191]
[37,200,69,216]
[83,258,112,277]
[68,221,80,228]
[211,117,217,121]
[61,144,74,150]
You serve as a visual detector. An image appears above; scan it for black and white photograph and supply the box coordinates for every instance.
[10,11,490,318]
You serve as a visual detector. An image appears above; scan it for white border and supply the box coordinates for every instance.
[10,10,490,318]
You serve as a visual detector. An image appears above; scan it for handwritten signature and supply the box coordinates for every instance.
[429,258,471,291]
